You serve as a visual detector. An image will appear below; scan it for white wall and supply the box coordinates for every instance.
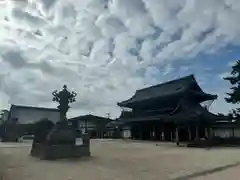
[122,130,131,138]
[213,129,233,138]
[234,129,240,138]
[78,121,96,129]
[10,108,60,124]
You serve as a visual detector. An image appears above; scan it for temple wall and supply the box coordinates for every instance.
[213,128,234,138]
[212,128,240,138]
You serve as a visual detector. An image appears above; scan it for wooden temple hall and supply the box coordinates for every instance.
[113,75,223,144]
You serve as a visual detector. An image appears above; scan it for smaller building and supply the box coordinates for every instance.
[211,120,240,138]
[106,121,131,139]
[8,104,60,124]
[69,114,113,138]
[7,104,60,136]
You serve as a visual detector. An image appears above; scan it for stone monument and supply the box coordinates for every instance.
[30,85,90,160]
[47,85,77,147]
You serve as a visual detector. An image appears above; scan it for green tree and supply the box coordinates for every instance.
[0,110,4,124]
[224,60,240,118]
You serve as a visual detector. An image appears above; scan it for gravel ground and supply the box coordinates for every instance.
[0,139,240,180]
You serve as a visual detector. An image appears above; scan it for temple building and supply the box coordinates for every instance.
[111,74,227,144]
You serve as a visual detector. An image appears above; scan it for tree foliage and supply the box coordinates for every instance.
[224,60,240,117]
[224,60,240,103]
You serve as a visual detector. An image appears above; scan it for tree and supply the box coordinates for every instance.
[0,110,5,124]
[217,113,225,117]
[224,60,240,117]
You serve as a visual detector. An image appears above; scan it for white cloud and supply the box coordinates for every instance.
[0,0,240,118]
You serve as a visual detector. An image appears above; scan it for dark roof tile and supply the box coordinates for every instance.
[118,74,217,107]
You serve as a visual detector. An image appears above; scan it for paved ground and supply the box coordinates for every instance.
[0,139,240,180]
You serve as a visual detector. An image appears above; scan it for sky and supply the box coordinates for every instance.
[0,0,240,119]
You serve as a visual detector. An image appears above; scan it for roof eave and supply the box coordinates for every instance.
[118,92,185,108]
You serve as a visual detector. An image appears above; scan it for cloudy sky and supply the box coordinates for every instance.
[0,0,239,118]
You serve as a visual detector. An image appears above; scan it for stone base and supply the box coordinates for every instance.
[43,144,90,160]
[30,143,45,157]
[30,143,90,160]
[31,143,91,160]
[31,132,91,160]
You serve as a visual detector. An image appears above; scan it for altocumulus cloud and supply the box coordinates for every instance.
[0,0,240,118]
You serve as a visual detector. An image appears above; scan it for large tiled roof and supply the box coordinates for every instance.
[118,74,217,107]
[116,103,224,124]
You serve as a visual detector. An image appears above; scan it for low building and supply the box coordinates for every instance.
[69,114,113,138]
[211,120,240,138]
[7,104,60,135]
[8,104,60,124]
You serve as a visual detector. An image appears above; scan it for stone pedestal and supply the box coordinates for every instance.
[30,121,91,160]
[46,121,76,146]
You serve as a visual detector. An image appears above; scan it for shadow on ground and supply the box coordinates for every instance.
[173,162,240,180]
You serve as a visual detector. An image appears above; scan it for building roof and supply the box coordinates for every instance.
[115,103,223,125]
[118,74,217,107]
[69,114,113,122]
[10,104,59,112]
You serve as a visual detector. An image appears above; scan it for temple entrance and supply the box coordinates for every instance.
[128,120,211,144]
[130,121,177,142]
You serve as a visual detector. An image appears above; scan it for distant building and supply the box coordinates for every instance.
[8,104,60,124]
[69,114,113,138]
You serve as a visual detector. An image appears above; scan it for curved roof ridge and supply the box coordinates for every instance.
[136,74,195,93]
[118,74,216,107]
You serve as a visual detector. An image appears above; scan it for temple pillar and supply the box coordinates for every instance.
[204,128,208,139]
[209,128,213,138]
[170,131,173,141]
[175,127,179,146]
[195,126,199,140]
[139,131,143,140]
[161,131,165,141]
[188,126,192,141]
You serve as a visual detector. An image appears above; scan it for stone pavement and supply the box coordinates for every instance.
[0,140,240,180]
